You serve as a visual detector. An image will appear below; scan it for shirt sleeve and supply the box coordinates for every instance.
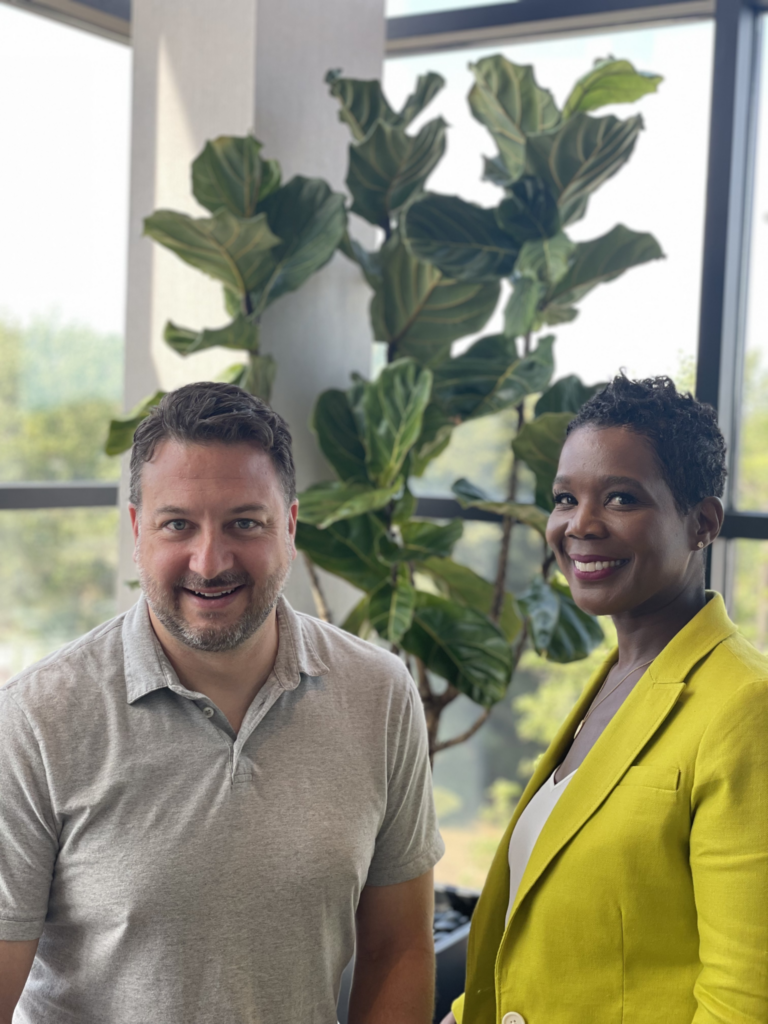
[0,690,58,940]
[690,678,768,1023]
[364,672,444,887]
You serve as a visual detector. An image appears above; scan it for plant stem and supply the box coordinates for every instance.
[433,707,492,755]
[490,332,532,622]
[303,555,333,623]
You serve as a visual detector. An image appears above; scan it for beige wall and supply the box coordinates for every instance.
[119,0,385,613]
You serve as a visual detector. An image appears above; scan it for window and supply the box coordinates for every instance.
[384,17,716,886]
[0,3,130,670]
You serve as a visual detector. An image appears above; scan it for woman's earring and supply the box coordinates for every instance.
[697,541,705,549]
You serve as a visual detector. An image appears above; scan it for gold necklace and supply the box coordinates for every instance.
[573,658,654,739]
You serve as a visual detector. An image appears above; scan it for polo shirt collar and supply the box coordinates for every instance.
[123,593,328,705]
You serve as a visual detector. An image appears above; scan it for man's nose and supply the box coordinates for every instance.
[188,527,235,580]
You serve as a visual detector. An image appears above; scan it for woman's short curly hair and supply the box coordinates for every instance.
[567,375,727,513]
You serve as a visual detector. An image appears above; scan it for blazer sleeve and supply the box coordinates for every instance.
[690,678,768,1023]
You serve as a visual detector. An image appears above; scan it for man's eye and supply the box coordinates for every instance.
[553,492,576,506]
[165,520,187,531]
[233,519,261,530]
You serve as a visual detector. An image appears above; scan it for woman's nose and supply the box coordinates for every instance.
[566,501,609,539]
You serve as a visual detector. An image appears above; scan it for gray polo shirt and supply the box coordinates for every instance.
[0,595,443,1024]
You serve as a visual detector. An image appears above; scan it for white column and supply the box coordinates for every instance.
[119,0,385,613]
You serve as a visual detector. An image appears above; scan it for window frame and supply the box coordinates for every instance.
[1,0,766,603]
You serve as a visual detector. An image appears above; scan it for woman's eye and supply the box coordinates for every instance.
[606,492,637,507]
[553,492,576,507]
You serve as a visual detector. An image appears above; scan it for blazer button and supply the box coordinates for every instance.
[501,1014,526,1024]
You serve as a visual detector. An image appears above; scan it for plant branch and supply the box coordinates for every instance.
[433,706,492,754]
[491,331,532,621]
[303,555,333,624]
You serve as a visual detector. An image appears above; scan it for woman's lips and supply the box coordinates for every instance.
[568,556,630,582]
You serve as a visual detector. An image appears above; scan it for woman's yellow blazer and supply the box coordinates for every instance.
[453,593,768,1024]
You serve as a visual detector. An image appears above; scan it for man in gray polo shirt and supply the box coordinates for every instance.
[0,382,444,1024]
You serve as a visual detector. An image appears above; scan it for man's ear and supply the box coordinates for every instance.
[693,496,725,550]
[129,505,140,562]
[288,499,299,558]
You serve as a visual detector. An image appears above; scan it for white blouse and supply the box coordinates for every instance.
[506,768,576,923]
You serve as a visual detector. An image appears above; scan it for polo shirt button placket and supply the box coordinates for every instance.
[202,706,214,719]
[501,1013,526,1024]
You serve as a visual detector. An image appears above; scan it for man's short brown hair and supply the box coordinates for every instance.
[129,382,296,509]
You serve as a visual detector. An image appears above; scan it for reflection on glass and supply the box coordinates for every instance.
[387,0,518,16]
[738,15,768,511]
[0,5,130,481]
[0,508,119,683]
[732,540,768,653]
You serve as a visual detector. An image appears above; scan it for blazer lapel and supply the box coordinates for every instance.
[506,670,685,924]
[506,593,738,924]
[464,655,616,981]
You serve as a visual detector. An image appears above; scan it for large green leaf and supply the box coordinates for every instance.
[512,411,572,510]
[325,69,444,141]
[370,237,499,366]
[402,592,514,705]
[451,478,550,538]
[312,388,367,482]
[163,312,260,356]
[369,572,416,643]
[399,72,446,126]
[348,118,446,227]
[191,134,281,217]
[295,514,396,592]
[105,390,165,456]
[495,176,561,243]
[297,480,400,529]
[535,375,604,417]
[562,58,663,120]
[396,519,463,561]
[240,354,277,401]
[355,360,433,488]
[409,403,455,477]
[252,176,347,309]
[519,576,603,662]
[216,363,249,387]
[421,556,521,642]
[515,233,576,287]
[144,208,281,295]
[343,235,384,289]
[341,595,371,636]
[404,194,521,281]
[468,56,560,182]
[526,113,643,225]
[503,277,546,338]
[542,225,664,318]
[431,333,554,421]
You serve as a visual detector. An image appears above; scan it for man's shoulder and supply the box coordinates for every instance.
[1,613,127,715]
[290,606,414,693]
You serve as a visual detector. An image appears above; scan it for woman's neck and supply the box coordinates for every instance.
[611,579,707,669]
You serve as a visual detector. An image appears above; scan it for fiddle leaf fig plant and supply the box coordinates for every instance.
[297,55,664,762]
[105,134,347,454]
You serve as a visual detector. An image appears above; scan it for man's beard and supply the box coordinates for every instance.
[138,560,291,653]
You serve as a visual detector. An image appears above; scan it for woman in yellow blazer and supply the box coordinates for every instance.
[448,376,768,1024]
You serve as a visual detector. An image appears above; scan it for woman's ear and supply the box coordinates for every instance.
[692,496,725,550]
